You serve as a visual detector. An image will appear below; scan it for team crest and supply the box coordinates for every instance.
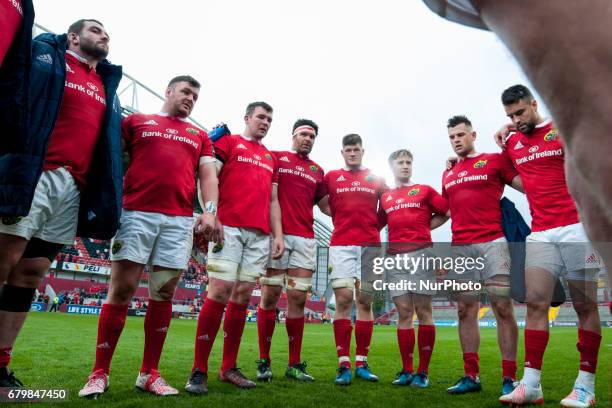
[408,188,420,196]
[212,242,224,253]
[309,164,318,172]
[265,153,273,160]
[544,129,558,141]
[186,127,200,135]
[365,174,376,182]
[473,160,487,169]
[111,240,123,255]
[1,216,23,225]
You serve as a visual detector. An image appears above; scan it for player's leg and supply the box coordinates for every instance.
[188,225,242,394]
[218,228,268,389]
[284,262,315,382]
[500,237,559,405]
[447,292,482,394]
[354,286,378,382]
[412,293,435,388]
[135,214,194,396]
[476,0,612,283]
[256,237,288,382]
[391,293,415,385]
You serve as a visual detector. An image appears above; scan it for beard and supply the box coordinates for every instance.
[79,37,108,60]
[518,120,536,134]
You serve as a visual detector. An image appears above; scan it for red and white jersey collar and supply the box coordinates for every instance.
[156,112,189,122]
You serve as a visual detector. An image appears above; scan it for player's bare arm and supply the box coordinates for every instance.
[269,184,284,259]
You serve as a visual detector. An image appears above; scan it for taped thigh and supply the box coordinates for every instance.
[148,269,181,301]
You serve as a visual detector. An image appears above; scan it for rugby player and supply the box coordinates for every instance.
[0,19,123,388]
[378,149,448,388]
[442,115,522,396]
[186,102,283,393]
[422,0,612,316]
[256,119,326,382]
[78,75,217,398]
[322,134,387,386]
[495,86,602,407]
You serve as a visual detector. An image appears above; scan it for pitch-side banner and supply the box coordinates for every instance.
[62,262,111,276]
[66,305,102,315]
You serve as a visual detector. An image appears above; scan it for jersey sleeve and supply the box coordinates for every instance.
[377,193,388,229]
[441,172,449,199]
[272,155,279,184]
[121,114,136,146]
[199,132,215,165]
[213,134,233,163]
[427,186,449,215]
[314,168,327,203]
[498,151,519,184]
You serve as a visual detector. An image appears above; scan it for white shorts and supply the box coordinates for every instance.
[328,246,381,289]
[0,168,79,245]
[450,236,511,282]
[206,226,269,283]
[110,210,194,269]
[268,235,316,271]
[526,222,600,281]
[386,248,437,298]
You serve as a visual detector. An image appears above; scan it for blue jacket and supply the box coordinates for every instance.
[0,32,124,240]
[501,197,530,303]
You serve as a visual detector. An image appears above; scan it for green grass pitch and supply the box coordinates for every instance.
[9,313,611,407]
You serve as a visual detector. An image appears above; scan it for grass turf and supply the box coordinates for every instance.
[8,312,611,407]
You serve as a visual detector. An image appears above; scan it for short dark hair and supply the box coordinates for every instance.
[68,19,104,35]
[388,149,413,165]
[501,84,534,105]
[246,101,273,116]
[167,75,200,89]
[292,119,318,135]
[447,115,472,129]
[342,133,362,147]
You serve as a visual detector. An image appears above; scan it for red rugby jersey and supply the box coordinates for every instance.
[43,52,106,188]
[442,152,518,244]
[121,113,214,216]
[324,168,386,246]
[0,0,23,67]
[273,151,325,239]
[504,120,579,232]
[215,134,278,234]
[380,184,448,252]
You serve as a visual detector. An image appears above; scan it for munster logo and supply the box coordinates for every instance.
[265,153,273,160]
[473,160,487,169]
[309,165,318,172]
[544,129,558,141]
[186,127,200,135]
[408,188,420,196]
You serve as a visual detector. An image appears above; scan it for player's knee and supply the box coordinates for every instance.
[109,281,138,304]
[287,290,306,309]
[148,270,180,301]
[231,281,254,303]
[572,300,597,317]
[491,299,514,320]
[457,302,477,320]
[260,292,279,310]
[207,280,233,303]
[415,307,433,323]
[157,277,179,301]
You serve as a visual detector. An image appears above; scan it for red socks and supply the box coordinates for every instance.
[502,359,517,380]
[140,299,172,373]
[93,303,129,374]
[524,329,549,371]
[333,319,352,368]
[355,320,373,367]
[286,316,305,366]
[397,328,415,373]
[417,324,435,374]
[257,307,277,361]
[577,328,601,374]
[221,301,247,372]
[0,347,12,368]
[193,298,225,372]
[463,352,479,378]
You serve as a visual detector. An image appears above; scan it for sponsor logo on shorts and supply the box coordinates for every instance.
[111,240,123,255]
[1,216,23,225]
[309,164,318,172]
[328,266,333,273]
[544,129,558,141]
[186,127,200,135]
[265,153,273,160]
[408,188,420,196]
[473,159,487,169]
[529,145,539,153]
